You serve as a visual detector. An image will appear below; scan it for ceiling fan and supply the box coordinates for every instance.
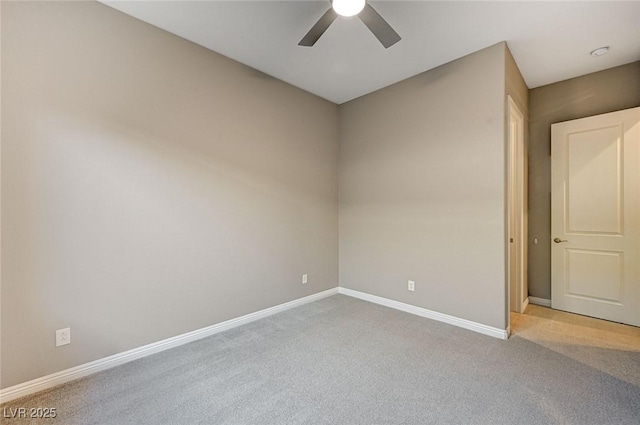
[299,0,401,49]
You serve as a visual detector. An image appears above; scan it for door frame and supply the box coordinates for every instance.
[507,96,527,318]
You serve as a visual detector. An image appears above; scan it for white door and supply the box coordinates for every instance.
[551,107,640,327]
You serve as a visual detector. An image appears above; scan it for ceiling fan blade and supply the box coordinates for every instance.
[358,3,401,48]
[298,8,339,47]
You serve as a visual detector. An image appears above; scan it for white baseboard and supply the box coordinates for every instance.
[528,296,551,307]
[338,287,508,340]
[2,286,510,403]
[522,296,530,312]
[0,287,339,404]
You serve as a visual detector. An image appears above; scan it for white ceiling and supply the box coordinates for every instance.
[102,1,640,104]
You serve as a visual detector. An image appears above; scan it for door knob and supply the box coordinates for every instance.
[553,237,568,243]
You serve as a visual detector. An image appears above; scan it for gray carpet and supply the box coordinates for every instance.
[2,295,639,424]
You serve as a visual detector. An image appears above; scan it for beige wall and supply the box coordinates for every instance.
[339,43,508,329]
[1,1,339,388]
[528,61,640,299]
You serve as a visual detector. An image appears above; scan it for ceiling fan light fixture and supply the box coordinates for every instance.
[299,0,400,48]
[332,0,365,17]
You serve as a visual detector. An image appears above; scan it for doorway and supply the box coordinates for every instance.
[507,96,527,315]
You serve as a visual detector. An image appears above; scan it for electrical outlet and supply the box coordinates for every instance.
[302,274,308,284]
[408,280,415,292]
[56,328,71,347]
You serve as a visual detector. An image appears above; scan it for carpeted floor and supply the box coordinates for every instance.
[2,295,639,424]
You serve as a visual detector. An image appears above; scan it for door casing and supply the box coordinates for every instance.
[507,96,527,316]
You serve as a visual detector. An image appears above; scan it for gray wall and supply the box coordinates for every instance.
[339,43,508,329]
[528,61,640,300]
[1,1,339,388]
